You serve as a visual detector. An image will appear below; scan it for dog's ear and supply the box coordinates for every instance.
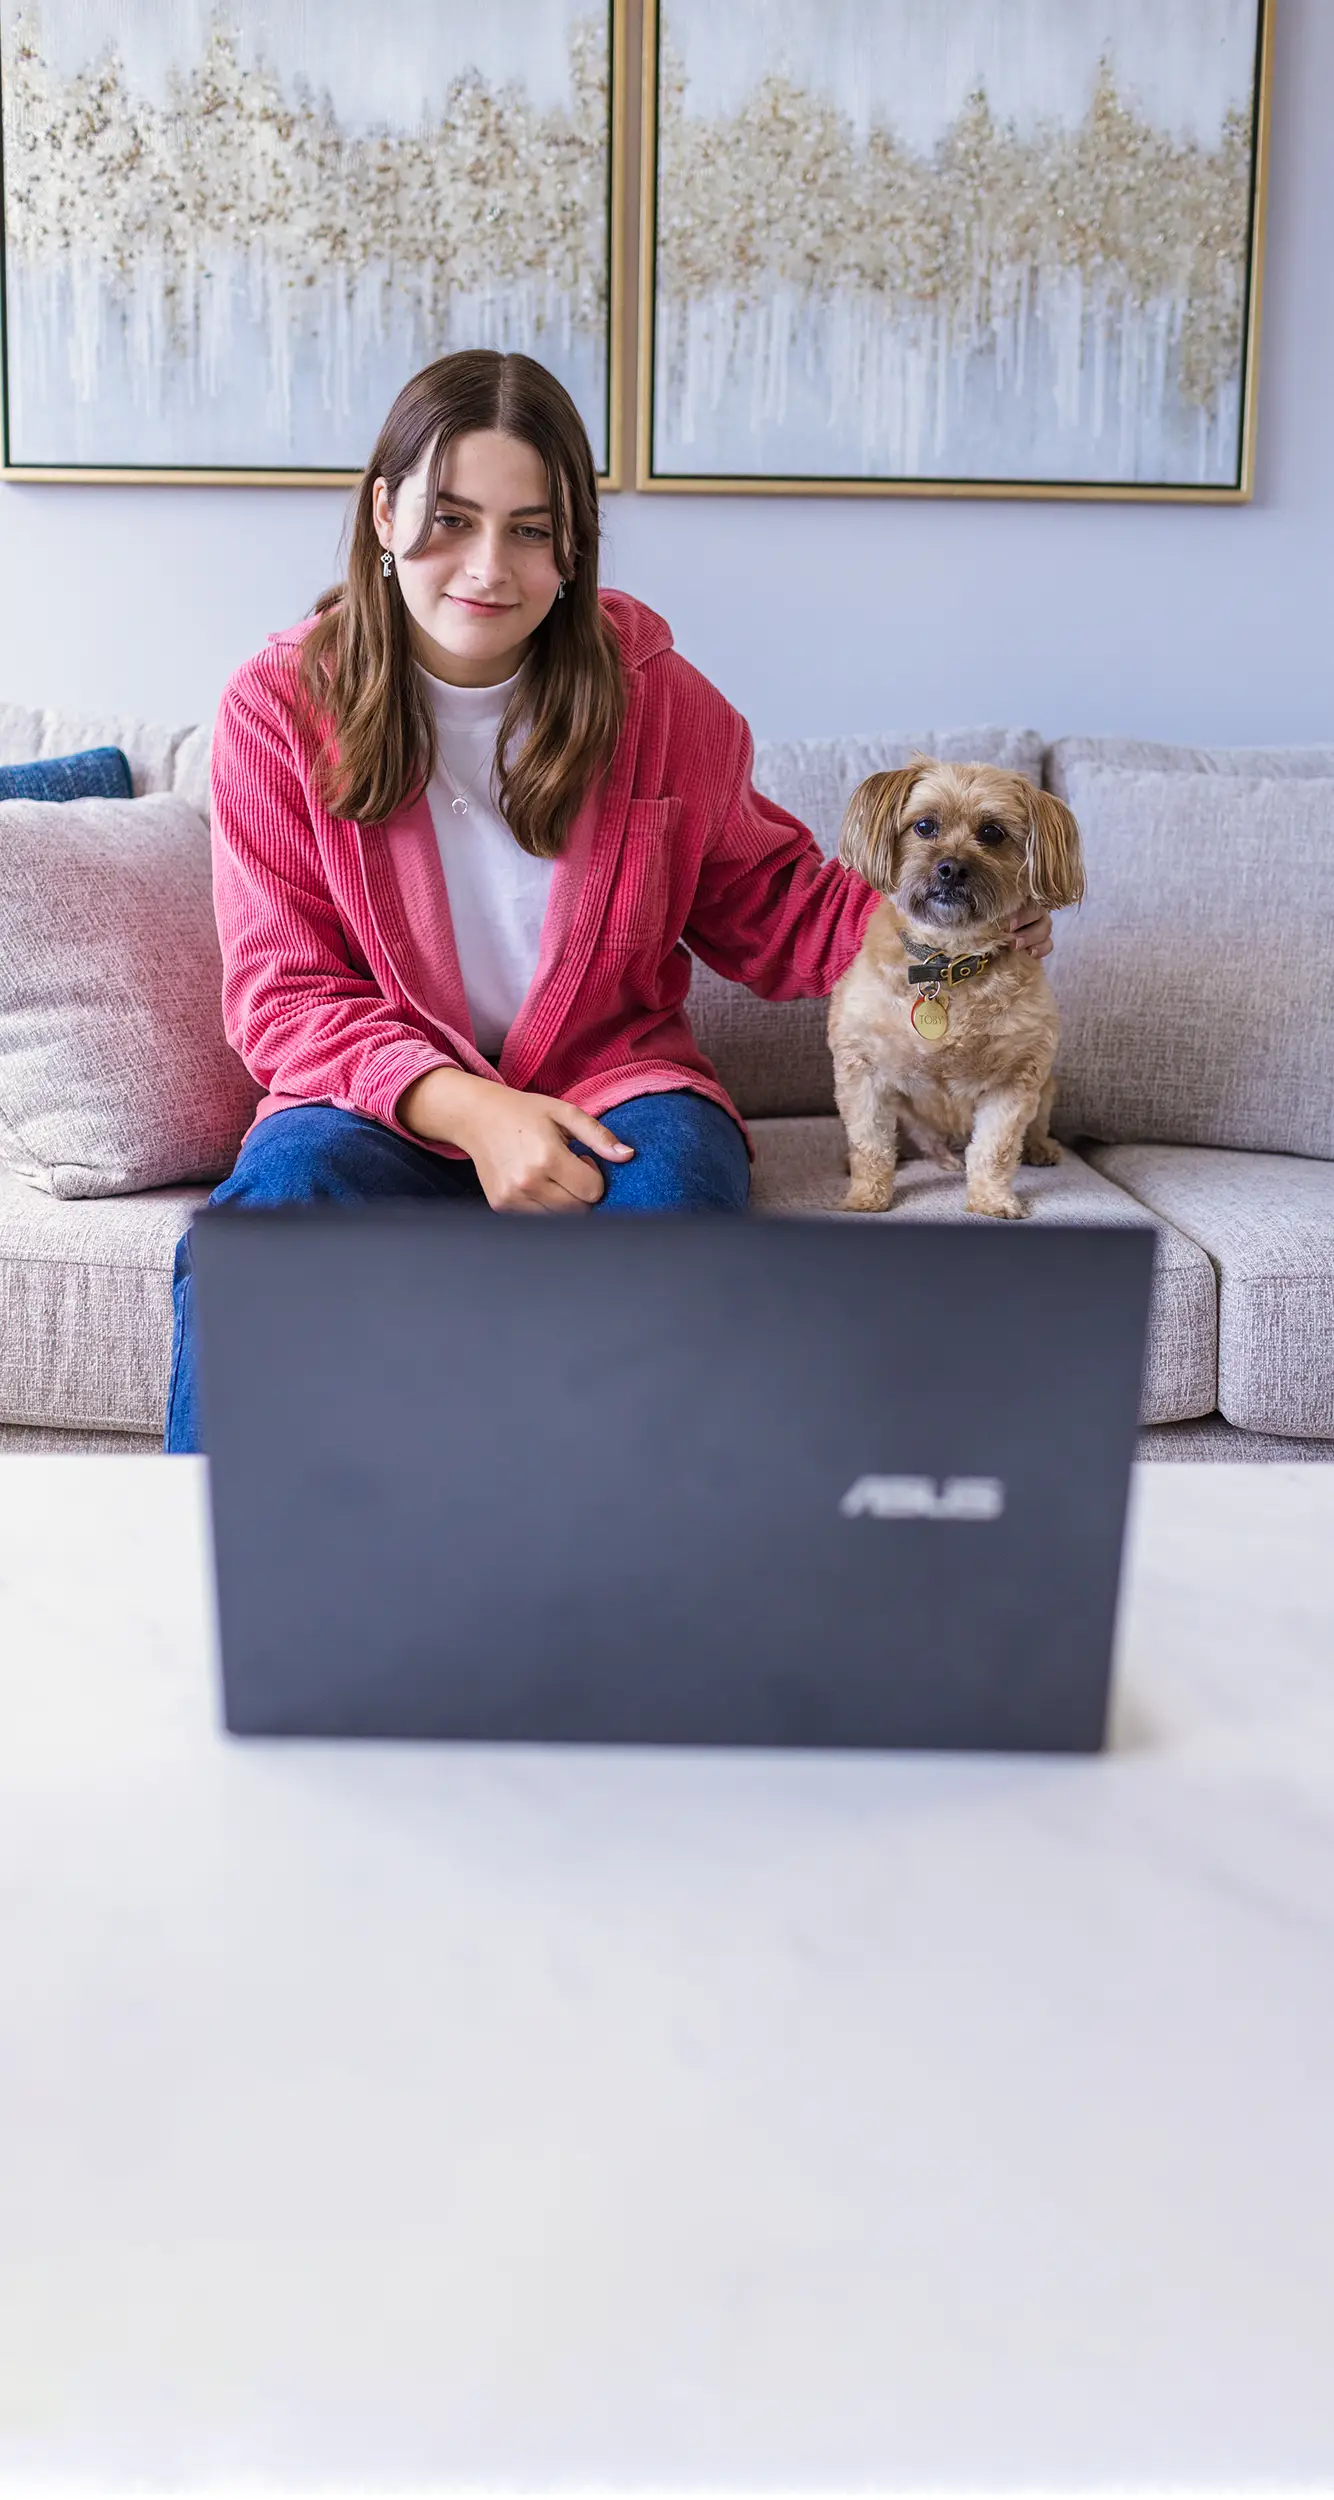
[1021,786,1086,910]
[838,763,930,892]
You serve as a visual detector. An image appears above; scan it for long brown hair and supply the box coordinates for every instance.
[299,351,624,856]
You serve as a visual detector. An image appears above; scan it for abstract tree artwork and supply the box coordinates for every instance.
[0,2,621,479]
[639,0,1270,496]
[0,0,1271,497]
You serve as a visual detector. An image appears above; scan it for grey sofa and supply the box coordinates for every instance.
[1,706,1331,1459]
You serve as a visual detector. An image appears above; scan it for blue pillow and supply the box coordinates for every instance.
[0,745,133,802]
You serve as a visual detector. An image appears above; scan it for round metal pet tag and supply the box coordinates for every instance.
[910,993,949,1042]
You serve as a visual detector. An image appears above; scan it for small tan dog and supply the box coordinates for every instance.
[829,761,1085,1219]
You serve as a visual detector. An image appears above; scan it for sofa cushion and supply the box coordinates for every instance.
[0,702,210,814]
[0,1422,164,1450]
[0,1167,209,1432]
[0,1127,1215,1440]
[0,791,262,1198]
[749,1120,1217,1425]
[169,725,213,823]
[1086,1145,1334,1439]
[688,726,1044,1119]
[1045,735,1334,803]
[1048,769,1334,1160]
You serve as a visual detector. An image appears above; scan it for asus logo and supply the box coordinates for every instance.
[839,1474,1005,1522]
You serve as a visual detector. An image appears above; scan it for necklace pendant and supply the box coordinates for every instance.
[450,795,469,816]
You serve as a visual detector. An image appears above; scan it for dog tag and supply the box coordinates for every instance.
[911,992,949,1042]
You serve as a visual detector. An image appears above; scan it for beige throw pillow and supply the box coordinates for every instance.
[0,792,261,1198]
[1049,767,1334,1159]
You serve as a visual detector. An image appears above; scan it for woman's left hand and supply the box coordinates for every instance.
[1005,906,1053,959]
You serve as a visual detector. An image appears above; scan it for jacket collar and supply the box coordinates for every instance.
[597,586,673,671]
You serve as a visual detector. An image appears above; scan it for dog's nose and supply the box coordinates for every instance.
[933,856,968,887]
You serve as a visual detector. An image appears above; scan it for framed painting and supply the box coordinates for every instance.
[638,0,1272,500]
[0,0,627,484]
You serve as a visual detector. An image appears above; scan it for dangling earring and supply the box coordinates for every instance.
[380,548,394,579]
[556,580,566,600]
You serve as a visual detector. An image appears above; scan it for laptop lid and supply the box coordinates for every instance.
[190,1211,1153,1753]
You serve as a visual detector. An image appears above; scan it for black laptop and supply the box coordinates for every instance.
[188,1209,1153,1753]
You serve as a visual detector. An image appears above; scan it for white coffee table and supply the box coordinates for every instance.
[2,1456,1332,2494]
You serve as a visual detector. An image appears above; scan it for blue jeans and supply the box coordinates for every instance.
[163,1091,750,1455]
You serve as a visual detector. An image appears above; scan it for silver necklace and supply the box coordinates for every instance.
[437,741,494,818]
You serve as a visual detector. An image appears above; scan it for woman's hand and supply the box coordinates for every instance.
[397,1066,634,1212]
[1005,905,1053,960]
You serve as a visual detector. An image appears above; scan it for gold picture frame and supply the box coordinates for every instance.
[0,0,630,489]
[636,0,1272,503]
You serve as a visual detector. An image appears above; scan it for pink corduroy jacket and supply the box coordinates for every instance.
[210,588,882,1165]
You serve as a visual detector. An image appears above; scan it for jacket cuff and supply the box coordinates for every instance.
[354,1041,472,1146]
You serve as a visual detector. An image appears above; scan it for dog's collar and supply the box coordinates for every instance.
[902,935,1000,990]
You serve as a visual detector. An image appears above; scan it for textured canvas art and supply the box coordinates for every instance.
[642,0,1269,493]
[0,2,619,477]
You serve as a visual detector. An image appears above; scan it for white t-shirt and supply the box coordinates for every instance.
[416,663,555,1060]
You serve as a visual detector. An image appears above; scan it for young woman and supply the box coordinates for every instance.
[164,350,1052,1453]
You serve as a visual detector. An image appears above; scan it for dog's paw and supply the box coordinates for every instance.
[843,1181,895,1214]
[1022,1137,1062,1167]
[966,1186,1027,1221]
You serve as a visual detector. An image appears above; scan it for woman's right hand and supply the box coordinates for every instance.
[396,1066,634,1212]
